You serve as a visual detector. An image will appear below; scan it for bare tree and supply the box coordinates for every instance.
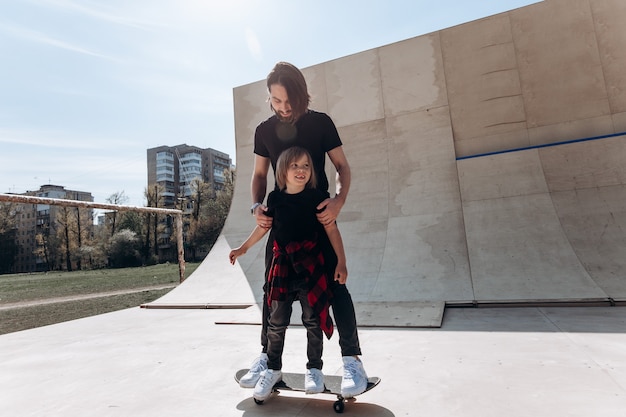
[144,184,164,259]
[182,169,234,261]
[76,207,83,270]
[0,202,19,274]
[105,191,129,236]
[56,207,73,271]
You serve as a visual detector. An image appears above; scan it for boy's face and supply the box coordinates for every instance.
[286,154,311,191]
[269,84,292,121]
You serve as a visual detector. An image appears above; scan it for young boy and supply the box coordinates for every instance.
[230,147,348,402]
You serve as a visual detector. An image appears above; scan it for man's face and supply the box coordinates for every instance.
[269,84,292,121]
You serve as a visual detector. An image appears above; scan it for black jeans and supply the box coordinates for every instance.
[261,233,362,358]
[266,277,323,371]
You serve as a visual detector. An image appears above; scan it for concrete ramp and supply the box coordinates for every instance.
[148,139,626,327]
[145,236,446,327]
[144,235,258,306]
[543,136,626,301]
[148,0,626,320]
[459,135,626,303]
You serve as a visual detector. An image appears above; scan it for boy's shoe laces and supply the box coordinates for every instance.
[258,374,272,389]
[250,356,266,373]
[306,371,323,386]
[343,360,358,380]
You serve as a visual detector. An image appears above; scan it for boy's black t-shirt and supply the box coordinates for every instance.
[266,188,327,248]
[254,110,342,193]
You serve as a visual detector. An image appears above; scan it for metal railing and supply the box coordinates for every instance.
[0,193,186,282]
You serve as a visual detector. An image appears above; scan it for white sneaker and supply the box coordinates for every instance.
[253,369,282,402]
[341,356,368,398]
[304,368,325,394]
[239,353,268,388]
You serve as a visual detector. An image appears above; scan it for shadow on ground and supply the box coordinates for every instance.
[236,395,395,417]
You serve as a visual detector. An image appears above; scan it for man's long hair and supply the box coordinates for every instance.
[267,62,310,123]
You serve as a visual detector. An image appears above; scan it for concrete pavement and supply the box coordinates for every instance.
[1,291,625,416]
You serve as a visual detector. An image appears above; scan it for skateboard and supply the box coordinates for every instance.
[235,368,380,413]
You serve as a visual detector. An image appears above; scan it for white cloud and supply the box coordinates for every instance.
[0,128,136,149]
[246,27,263,61]
[0,21,118,61]
[35,0,154,30]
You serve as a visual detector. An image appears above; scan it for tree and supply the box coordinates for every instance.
[57,206,73,271]
[48,202,94,271]
[184,179,213,261]
[204,169,234,245]
[144,184,165,260]
[75,207,83,270]
[0,202,18,274]
[107,229,142,268]
[181,169,234,261]
[144,184,164,260]
[117,211,143,236]
[105,191,129,236]
[89,220,111,269]
[34,224,52,271]
[73,206,93,270]
[73,207,95,270]
[36,217,61,271]
[0,228,18,274]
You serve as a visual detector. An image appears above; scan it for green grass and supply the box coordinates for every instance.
[0,262,200,335]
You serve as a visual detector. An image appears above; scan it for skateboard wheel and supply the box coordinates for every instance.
[254,398,264,405]
[333,399,344,413]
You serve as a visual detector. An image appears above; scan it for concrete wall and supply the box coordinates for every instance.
[225,0,626,304]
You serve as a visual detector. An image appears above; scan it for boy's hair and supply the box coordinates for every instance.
[267,62,310,123]
[275,147,317,191]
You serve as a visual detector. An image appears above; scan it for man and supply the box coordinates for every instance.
[240,61,368,398]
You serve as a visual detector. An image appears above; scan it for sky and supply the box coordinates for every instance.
[0,0,539,208]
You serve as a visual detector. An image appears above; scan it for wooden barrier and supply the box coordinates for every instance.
[0,193,186,282]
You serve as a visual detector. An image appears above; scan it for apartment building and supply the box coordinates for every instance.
[146,144,231,259]
[146,144,231,208]
[13,184,93,273]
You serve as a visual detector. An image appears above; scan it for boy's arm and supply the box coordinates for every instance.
[323,222,348,284]
[229,225,269,264]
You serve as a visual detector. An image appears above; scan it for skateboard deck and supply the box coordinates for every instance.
[235,368,380,413]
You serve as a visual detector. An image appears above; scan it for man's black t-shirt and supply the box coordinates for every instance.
[254,110,342,193]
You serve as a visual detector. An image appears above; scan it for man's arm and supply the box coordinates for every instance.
[316,146,351,225]
[323,222,348,284]
[251,154,272,229]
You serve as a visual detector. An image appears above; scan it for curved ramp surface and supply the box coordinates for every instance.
[140,133,626,310]
[459,135,626,303]
[155,0,626,309]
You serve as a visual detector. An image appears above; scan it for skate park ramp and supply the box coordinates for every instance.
[153,0,626,325]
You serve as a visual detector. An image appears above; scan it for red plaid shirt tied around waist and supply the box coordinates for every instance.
[268,238,334,339]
